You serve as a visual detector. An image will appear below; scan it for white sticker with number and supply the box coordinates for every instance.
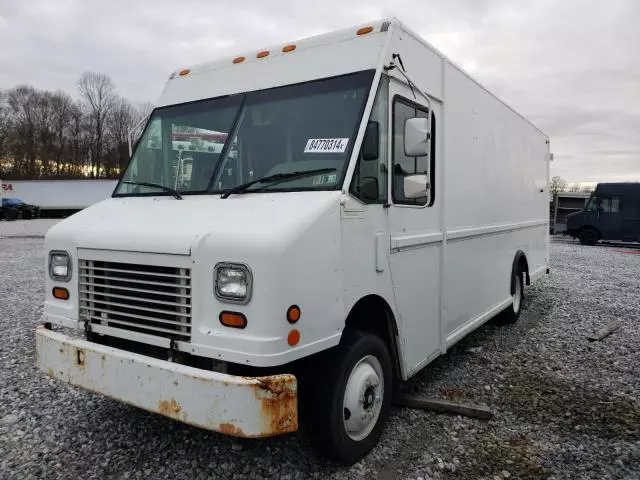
[304,138,349,154]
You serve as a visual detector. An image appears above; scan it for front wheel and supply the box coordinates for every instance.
[301,329,392,465]
[579,228,599,246]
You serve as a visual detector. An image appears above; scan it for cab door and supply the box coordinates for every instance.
[387,79,442,376]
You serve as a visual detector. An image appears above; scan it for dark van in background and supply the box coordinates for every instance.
[566,183,640,245]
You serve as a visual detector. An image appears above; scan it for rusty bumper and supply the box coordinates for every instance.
[35,326,297,437]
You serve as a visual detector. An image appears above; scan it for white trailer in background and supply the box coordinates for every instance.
[1,180,117,213]
[36,18,550,463]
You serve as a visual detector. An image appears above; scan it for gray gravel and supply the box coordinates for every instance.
[1,236,639,480]
[0,219,59,239]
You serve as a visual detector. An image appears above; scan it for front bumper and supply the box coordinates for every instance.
[35,326,298,437]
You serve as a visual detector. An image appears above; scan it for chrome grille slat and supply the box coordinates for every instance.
[81,315,191,338]
[79,259,192,342]
[79,273,191,289]
[78,281,191,298]
[80,304,191,323]
[78,289,189,308]
[80,265,190,279]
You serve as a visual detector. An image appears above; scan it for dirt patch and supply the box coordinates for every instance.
[455,433,551,479]
[503,368,640,440]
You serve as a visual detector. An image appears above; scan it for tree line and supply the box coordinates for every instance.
[0,72,152,180]
[549,176,594,198]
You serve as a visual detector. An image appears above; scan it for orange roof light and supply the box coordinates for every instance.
[179,69,191,76]
[233,56,246,64]
[357,26,374,35]
[219,311,247,329]
[287,329,300,346]
[257,50,270,59]
[52,287,69,300]
[282,44,296,53]
[286,305,301,324]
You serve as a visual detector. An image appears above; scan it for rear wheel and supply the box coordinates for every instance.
[301,329,392,465]
[499,267,524,324]
[579,228,599,246]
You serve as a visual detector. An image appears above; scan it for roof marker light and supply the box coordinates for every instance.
[282,44,296,53]
[179,69,190,76]
[357,26,374,35]
[233,56,246,64]
[257,50,270,58]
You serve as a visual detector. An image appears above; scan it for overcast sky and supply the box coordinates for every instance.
[1,0,639,183]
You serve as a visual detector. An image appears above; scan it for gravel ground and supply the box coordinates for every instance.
[1,234,639,480]
[0,219,59,238]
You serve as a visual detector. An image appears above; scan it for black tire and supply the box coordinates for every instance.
[300,329,393,465]
[498,268,524,324]
[22,209,32,220]
[4,208,20,221]
[579,228,599,246]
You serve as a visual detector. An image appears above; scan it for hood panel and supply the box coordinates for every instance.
[46,192,342,255]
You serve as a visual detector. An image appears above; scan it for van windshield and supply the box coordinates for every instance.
[114,70,374,197]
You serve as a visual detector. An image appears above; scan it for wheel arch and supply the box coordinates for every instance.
[343,294,403,380]
[510,250,530,295]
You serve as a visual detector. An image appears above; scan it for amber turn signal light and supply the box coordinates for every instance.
[287,329,300,346]
[52,287,69,300]
[219,311,247,329]
[286,305,301,324]
[357,26,374,35]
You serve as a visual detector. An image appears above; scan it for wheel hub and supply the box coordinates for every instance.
[513,274,522,312]
[343,355,384,441]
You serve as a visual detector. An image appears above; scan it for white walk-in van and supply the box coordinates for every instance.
[37,18,550,463]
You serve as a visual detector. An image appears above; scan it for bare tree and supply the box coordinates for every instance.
[105,96,139,176]
[7,86,40,178]
[568,183,581,192]
[78,72,116,178]
[0,90,11,165]
[549,176,567,198]
[49,91,75,176]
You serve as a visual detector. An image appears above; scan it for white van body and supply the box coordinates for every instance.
[36,18,549,460]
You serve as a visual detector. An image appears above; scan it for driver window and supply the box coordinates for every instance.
[350,77,388,204]
[392,97,435,206]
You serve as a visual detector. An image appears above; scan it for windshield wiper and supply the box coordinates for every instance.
[220,168,337,199]
[122,181,183,200]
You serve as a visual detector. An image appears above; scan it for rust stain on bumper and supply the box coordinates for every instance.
[158,398,181,416]
[253,375,298,435]
[218,422,245,436]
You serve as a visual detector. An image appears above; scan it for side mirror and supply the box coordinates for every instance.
[359,176,379,202]
[362,122,379,161]
[404,117,429,157]
[404,174,429,199]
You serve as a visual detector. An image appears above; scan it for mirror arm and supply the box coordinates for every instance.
[390,60,433,128]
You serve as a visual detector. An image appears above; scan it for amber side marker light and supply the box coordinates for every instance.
[219,311,247,329]
[282,44,296,53]
[287,329,300,346]
[52,287,69,300]
[233,56,246,64]
[357,26,374,35]
[257,50,270,58]
[286,305,301,324]
[178,69,191,76]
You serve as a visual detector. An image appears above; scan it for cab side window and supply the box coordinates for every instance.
[350,78,388,204]
[392,97,436,206]
[599,197,621,213]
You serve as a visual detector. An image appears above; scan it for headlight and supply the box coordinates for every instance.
[49,251,72,282]
[214,263,252,304]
